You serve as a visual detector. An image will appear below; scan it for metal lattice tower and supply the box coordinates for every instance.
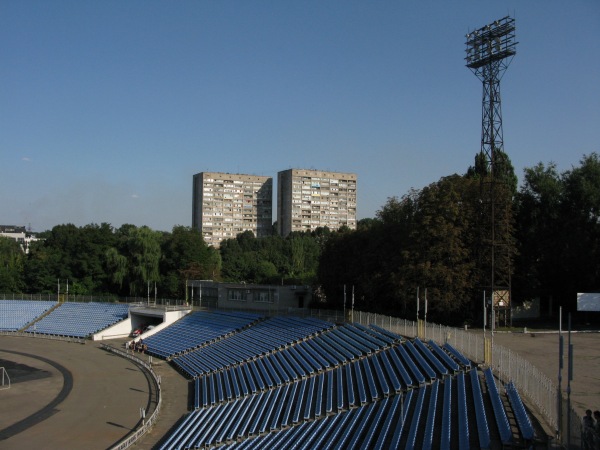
[466,17,517,324]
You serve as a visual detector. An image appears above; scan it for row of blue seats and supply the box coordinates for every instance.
[178,323,392,380]
[506,381,535,442]
[144,310,262,358]
[24,302,129,337]
[222,368,527,450]
[185,377,464,450]
[163,341,533,449]
[192,336,471,413]
[165,373,410,449]
[170,316,333,376]
[0,300,57,331]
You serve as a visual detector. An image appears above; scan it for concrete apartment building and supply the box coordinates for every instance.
[192,172,273,247]
[277,169,357,237]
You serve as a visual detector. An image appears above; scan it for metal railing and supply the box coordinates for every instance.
[0,293,189,305]
[101,344,162,450]
[0,330,86,344]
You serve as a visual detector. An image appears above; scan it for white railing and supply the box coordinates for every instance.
[101,344,162,450]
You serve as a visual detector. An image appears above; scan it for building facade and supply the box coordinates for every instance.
[187,280,312,311]
[277,169,357,237]
[0,225,40,253]
[192,172,273,247]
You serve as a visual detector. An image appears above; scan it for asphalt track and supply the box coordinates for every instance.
[0,335,188,450]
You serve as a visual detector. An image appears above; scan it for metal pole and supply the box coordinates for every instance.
[483,290,487,362]
[424,288,428,339]
[351,285,354,323]
[343,285,346,321]
[491,290,495,368]
[416,286,420,322]
[566,313,572,449]
[558,307,563,441]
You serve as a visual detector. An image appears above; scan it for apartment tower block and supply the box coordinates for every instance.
[192,172,273,247]
[277,169,357,237]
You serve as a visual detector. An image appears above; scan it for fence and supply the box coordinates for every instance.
[100,344,162,450]
[0,293,188,305]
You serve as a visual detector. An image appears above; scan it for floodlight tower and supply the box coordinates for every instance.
[466,17,517,327]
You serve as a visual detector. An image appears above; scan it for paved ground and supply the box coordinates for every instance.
[491,330,600,422]
[0,336,188,450]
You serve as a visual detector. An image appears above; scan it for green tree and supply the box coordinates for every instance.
[513,162,563,299]
[402,175,479,322]
[0,237,25,292]
[106,225,161,296]
[160,226,221,298]
[514,153,600,312]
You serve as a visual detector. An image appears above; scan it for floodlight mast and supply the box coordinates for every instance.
[466,16,517,328]
[466,16,517,170]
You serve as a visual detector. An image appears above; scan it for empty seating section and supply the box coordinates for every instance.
[506,381,535,441]
[413,338,448,377]
[145,310,262,358]
[440,376,452,450]
[470,368,491,449]
[428,339,461,373]
[93,309,529,450]
[24,302,129,337]
[421,380,438,450]
[443,341,472,369]
[170,316,333,376]
[484,367,513,445]
[0,300,56,331]
[457,371,470,449]
[192,337,447,411]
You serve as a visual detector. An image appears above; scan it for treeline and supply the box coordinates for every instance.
[1,153,599,323]
[0,223,328,299]
[319,153,600,324]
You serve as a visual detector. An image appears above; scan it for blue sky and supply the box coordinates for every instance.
[2,1,599,232]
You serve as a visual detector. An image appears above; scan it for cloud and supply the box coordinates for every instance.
[22,157,32,162]
[131,194,140,199]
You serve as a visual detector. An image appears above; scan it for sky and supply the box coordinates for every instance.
[2,1,599,232]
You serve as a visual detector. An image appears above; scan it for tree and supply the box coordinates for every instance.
[160,226,221,298]
[513,162,563,299]
[106,225,161,296]
[0,237,25,292]
[514,153,600,312]
[403,175,479,323]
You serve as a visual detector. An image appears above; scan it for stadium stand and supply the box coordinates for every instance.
[24,301,129,338]
[0,300,57,331]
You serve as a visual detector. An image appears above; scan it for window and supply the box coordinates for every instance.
[255,291,274,303]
